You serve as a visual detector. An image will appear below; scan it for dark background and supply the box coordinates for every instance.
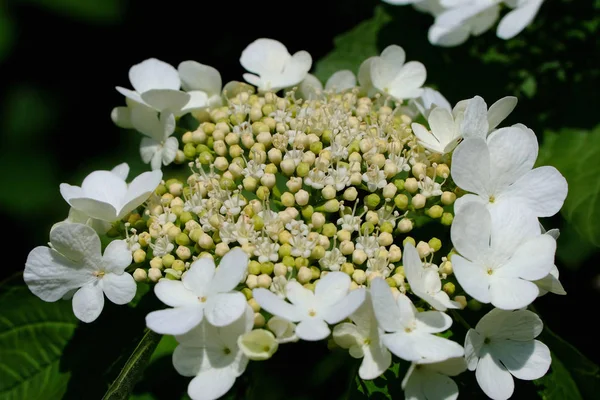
[1,0,598,379]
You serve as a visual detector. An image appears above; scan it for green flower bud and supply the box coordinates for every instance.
[403,237,416,247]
[301,205,314,220]
[281,192,295,207]
[155,184,167,196]
[468,298,482,311]
[428,238,442,252]
[443,282,455,296]
[394,179,405,191]
[202,122,215,135]
[295,257,309,269]
[310,266,321,280]
[322,223,337,237]
[441,212,454,226]
[341,263,355,275]
[256,186,270,200]
[260,262,274,276]
[183,143,197,158]
[321,129,332,144]
[189,228,203,243]
[252,121,270,135]
[172,260,186,272]
[385,277,397,287]
[282,255,295,267]
[198,151,214,165]
[242,287,253,300]
[262,104,276,116]
[311,245,325,260]
[252,215,265,231]
[365,194,381,209]
[394,194,409,210]
[361,221,375,235]
[279,243,292,258]
[162,254,175,268]
[176,233,191,246]
[427,205,444,219]
[347,140,360,154]
[310,141,323,154]
[380,221,394,234]
[248,260,261,275]
[296,162,310,177]
[320,199,340,213]
[179,211,194,224]
[220,177,236,191]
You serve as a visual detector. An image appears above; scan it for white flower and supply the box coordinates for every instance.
[178,60,223,108]
[145,248,248,335]
[451,124,568,219]
[333,295,391,380]
[403,242,460,311]
[60,162,162,222]
[237,329,279,361]
[465,308,551,400]
[497,0,545,40]
[401,357,467,400]
[129,104,179,170]
[298,71,357,99]
[362,165,387,192]
[173,306,253,400]
[412,87,451,119]
[451,201,556,310]
[319,248,346,272]
[52,207,112,235]
[24,223,135,323]
[115,58,208,115]
[411,106,463,155]
[361,45,427,100]
[534,229,566,296]
[240,38,312,92]
[267,316,299,343]
[370,277,464,363]
[252,271,366,341]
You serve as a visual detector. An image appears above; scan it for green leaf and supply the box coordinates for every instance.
[102,329,162,400]
[349,362,403,400]
[0,275,78,400]
[21,0,125,23]
[314,6,391,82]
[535,352,583,400]
[536,125,600,246]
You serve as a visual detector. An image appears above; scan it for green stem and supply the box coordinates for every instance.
[450,309,472,331]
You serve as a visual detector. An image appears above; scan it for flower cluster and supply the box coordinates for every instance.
[384,0,545,46]
[24,37,567,400]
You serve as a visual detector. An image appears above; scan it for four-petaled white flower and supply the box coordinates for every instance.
[412,87,451,119]
[146,248,248,335]
[129,105,179,170]
[403,242,461,311]
[240,38,312,92]
[370,277,464,363]
[451,123,568,219]
[451,201,556,310]
[401,357,467,400]
[298,71,357,99]
[24,223,135,323]
[465,308,551,400]
[60,162,162,222]
[332,294,392,380]
[178,60,224,109]
[252,272,366,341]
[359,45,427,100]
[497,0,545,39]
[115,58,208,115]
[173,306,253,400]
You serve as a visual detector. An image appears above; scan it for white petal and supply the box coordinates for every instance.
[464,329,484,370]
[173,345,205,376]
[68,198,119,222]
[416,87,452,117]
[497,0,544,39]
[49,222,101,265]
[187,367,237,400]
[161,137,179,167]
[204,292,247,327]
[178,61,222,95]
[428,356,468,376]
[129,58,180,93]
[253,288,303,321]
[242,73,263,89]
[298,73,323,99]
[487,125,538,193]
[498,235,555,281]
[119,170,162,219]
[267,316,298,343]
[181,91,209,114]
[315,271,351,307]
[412,122,444,153]
[450,201,492,262]
[381,45,406,68]
[535,266,566,295]
[150,147,163,171]
[475,352,515,400]
[488,198,541,259]
[146,306,204,335]
[24,246,94,302]
[295,318,331,341]
[102,239,132,273]
[110,163,130,180]
[140,137,160,164]
[388,61,426,100]
[111,107,133,129]
[501,166,568,217]
[240,38,289,77]
[421,370,460,400]
[489,277,539,310]
[357,57,375,91]
[452,193,486,215]
[116,86,145,105]
[382,331,464,363]
[461,95,489,138]
[237,329,278,361]
[285,281,315,312]
[279,50,312,89]
[476,308,543,341]
[415,311,453,334]
[183,257,216,295]
[59,183,83,203]
[451,138,490,196]
[470,5,501,35]
[403,242,426,292]
[428,107,458,147]
[452,255,491,304]
[493,339,550,380]
[218,305,255,348]
[325,70,356,92]
[332,322,362,349]
[323,287,366,325]
[360,342,392,380]
[370,278,403,332]
[141,89,191,115]
[211,247,248,293]
[72,282,104,323]
[130,105,163,140]
[428,23,471,47]
[80,170,128,210]
[155,280,199,307]
[102,272,136,305]
[488,96,518,130]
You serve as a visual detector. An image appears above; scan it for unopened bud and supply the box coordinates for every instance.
[412,194,426,209]
[398,218,413,233]
[352,249,367,265]
[404,178,419,193]
[133,268,147,282]
[343,187,358,201]
[148,267,162,282]
[441,191,456,205]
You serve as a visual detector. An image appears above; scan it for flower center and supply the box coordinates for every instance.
[489,195,495,203]
[93,271,105,278]
[487,268,494,275]
[223,347,231,355]
[404,327,412,333]
[199,296,207,303]
[484,337,491,344]
[308,309,317,317]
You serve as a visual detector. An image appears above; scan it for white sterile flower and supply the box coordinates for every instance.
[150,235,174,257]
[337,205,367,233]
[429,0,501,47]
[497,0,545,39]
[455,95,518,138]
[333,295,391,380]
[254,236,279,263]
[298,74,324,100]
[128,105,179,170]
[450,201,556,310]
[418,177,442,198]
[145,248,248,335]
[267,316,299,344]
[412,87,451,119]
[465,308,550,400]
[534,230,566,296]
[370,277,464,363]
[401,357,467,400]
[178,61,223,108]
[319,248,346,272]
[403,242,460,311]
[173,306,253,400]
[411,106,463,154]
[240,38,312,92]
[325,166,351,191]
[325,70,357,92]
[52,207,112,235]
[116,58,208,115]
[60,162,162,222]
[24,223,135,323]
[366,45,427,100]
[253,271,366,341]
[451,123,568,219]
[362,165,387,192]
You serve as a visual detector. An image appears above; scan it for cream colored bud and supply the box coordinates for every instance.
[398,218,413,233]
[311,212,326,228]
[383,182,397,199]
[261,173,276,188]
[286,176,303,193]
[246,274,258,289]
[352,269,366,285]
[302,151,316,166]
[257,274,273,288]
[343,187,358,201]
[250,106,263,121]
[256,131,272,146]
[359,138,373,153]
[412,193,426,209]
[278,230,292,244]
[148,267,162,282]
[211,156,228,172]
[213,140,227,156]
[281,192,295,207]
[370,153,386,168]
[340,240,354,255]
[318,235,330,248]
[167,226,181,241]
[274,263,287,276]
[366,211,379,225]
[285,207,299,220]
[321,185,336,200]
[378,232,393,247]
[268,148,282,164]
[352,249,368,265]
[350,172,362,185]
[297,266,313,284]
[454,295,467,309]
[441,191,457,205]
[254,313,266,328]
[198,233,214,249]
[176,245,191,260]
[175,150,186,164]
[133,268,147,282]
[212,129,226,142]
[337,229,351,243]
[280,159,296,176]
[138,232,151,247]
[349,161,362,173]
[241,133,255,149]
[248,298,261,312]
[215,242,230,257]
[440,260,453,275]
[133,249,146,264]
[192,129,206,144]
[243,176,258,192]
[388,245,402,262]
[295,190,309,206]
[404,177,419,193]
[384,162,398,178]
[149,257,163,270]
[391,273,404,287]
[436,163,450,179]
[348,152,362,163]
[412,163,427,179]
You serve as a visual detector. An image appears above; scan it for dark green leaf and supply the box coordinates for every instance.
[21,0,125,23]
[535,352,583,400]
